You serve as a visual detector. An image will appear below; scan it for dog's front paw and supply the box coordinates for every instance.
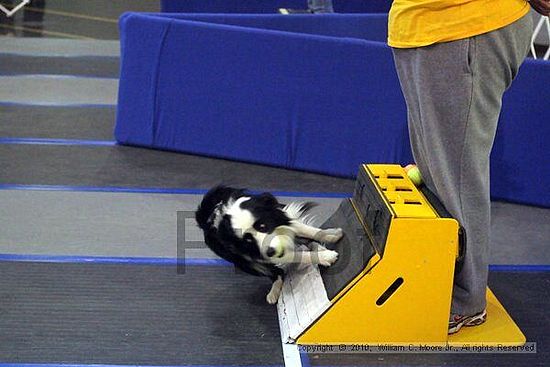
[317,250,339,267]
[319,228,343,243]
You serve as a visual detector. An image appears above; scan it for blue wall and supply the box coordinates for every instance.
[116,12,550,207]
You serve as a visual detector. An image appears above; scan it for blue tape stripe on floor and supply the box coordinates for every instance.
[0,184,207,195]
[0,138,117,146]
[0,366,280,367]
[0,254,548,272]
[0,253,231,266]
[0,184,351,198]
[489,264,550,272]
[299,350,311,367]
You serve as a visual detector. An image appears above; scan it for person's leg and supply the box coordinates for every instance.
[308,0,334,13]
[393,13,532,316]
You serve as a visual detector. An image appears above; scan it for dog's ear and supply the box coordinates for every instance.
[257,192,279,207]
[218,214,238,238]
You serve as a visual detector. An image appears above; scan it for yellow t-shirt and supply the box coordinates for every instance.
[388,0,530,48]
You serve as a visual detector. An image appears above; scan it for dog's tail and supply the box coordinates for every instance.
[283,201,318,225]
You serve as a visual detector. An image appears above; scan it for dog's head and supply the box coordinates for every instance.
[224,193,294,258]
[197,186,297,259]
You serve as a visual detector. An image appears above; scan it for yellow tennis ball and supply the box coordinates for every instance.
[406,166,423,186]
[269,229,291,258]
[273,241,285,257]
[267,240,285,258]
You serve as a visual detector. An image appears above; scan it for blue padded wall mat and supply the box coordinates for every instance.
[491,58,550,207]
[151,13,389,42]
[116,13,412,176]
[115,12,549,207]
[161,0,393,14]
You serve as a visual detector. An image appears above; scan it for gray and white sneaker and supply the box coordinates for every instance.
[448,309,487,334]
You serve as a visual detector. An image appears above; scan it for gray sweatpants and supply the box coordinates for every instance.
[393,13,532,316]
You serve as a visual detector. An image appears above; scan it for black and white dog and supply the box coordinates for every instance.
[196,186,343,304]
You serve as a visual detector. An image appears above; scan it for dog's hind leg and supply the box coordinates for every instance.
[266,275,283,304]
[290,221,343,244]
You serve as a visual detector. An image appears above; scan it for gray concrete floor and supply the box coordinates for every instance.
[1,190,548,266]
[0,75,117,105]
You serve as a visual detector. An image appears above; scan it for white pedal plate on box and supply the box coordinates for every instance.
[277,262,330,343]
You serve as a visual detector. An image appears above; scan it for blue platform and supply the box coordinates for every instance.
[115,11,550,207]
